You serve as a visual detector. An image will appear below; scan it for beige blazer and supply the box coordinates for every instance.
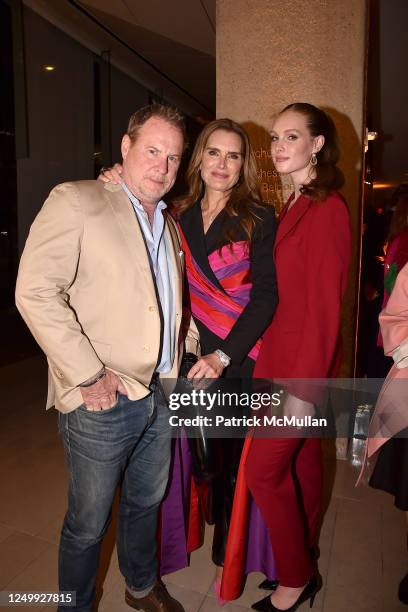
[15,180,199,413]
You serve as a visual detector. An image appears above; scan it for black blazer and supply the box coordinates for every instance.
[179,201,278,372]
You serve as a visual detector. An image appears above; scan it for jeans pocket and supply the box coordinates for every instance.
[77,393,122,415]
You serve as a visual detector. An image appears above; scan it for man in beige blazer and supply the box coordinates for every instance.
[15,105,199,612]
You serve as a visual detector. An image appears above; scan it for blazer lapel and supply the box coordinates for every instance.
[180,202,226,293]
[164,212,183,316]
[274,194,313,255]
[104,183,184,315]
[102,183,157,299]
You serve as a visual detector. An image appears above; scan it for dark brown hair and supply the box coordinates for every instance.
[388,184,408,242]
[127,104,187,148]
[280,102,343,201]
[176,118,263,244]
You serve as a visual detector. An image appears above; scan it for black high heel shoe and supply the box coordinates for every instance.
[251,575,320,611]
[258,579,279,591]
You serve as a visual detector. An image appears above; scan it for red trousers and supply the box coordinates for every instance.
[245,437,322,587]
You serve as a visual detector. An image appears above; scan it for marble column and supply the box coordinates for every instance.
[217,0,367,374]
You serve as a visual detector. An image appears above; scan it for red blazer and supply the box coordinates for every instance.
[220,193,352,601]
[254,191,352,380]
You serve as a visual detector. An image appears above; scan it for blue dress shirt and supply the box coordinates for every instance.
[122,183,175,373]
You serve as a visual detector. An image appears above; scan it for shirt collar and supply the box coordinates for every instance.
[121,182,167,213]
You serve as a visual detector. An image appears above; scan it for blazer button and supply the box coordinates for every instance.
[54,368,64,379]
[148,306,154,312]
[143,345,149,351]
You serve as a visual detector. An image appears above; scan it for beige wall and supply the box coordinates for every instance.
[217,0,367,374]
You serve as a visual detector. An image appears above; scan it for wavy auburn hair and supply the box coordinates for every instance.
[176,118,263,244]
[280,103,344,201]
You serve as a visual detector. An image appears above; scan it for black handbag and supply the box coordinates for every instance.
[176,353,220,485]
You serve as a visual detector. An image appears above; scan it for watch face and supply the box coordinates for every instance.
[216,350,229,366]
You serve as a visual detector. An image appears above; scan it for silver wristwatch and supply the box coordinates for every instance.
[214,349,231,367]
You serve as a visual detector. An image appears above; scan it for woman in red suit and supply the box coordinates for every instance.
[246,103,352,611]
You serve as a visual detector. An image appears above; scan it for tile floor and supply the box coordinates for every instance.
[0,355,406,611]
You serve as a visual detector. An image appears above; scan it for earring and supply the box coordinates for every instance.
[310,153,317,166]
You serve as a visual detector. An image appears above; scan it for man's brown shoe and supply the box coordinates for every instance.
[125,581,185,612]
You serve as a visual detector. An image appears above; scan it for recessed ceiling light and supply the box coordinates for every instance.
[44,66,55,72]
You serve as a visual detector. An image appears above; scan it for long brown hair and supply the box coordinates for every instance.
[387,184,408,242]
[280,103,343,201]
[176,118,263,244]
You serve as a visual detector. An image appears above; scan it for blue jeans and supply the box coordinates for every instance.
[57,382,171,611]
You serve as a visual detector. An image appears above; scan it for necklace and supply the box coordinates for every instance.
[201,200,224,225]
